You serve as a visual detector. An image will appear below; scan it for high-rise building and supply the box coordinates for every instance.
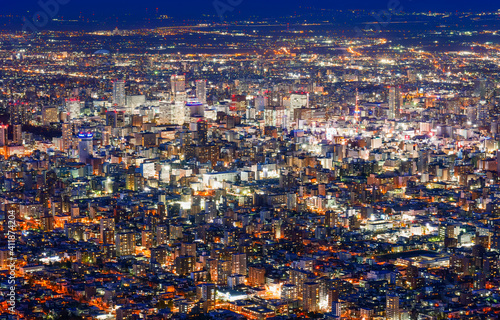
[281,284,298,300]
[215,260,232,286]
[42,106,58,125]
[197,283,216,311]
[115,232,135,257]
[180,242,197,258]
[175,256,195,276]
[169,224,183,240]
[290,269,310,299]
[197,120,208,145]
[265,105,286,127]
[62,123,73,151]
[248,266,266,287]
[113,80,126,107]
[66,99,81,120]
[141,230,153,248]
[132,115,143,128]
[0,249,10,269]
[158,101,189,125]
[474,78,488,98]
[477,100,490,125]
[303,282,320,313]
[0,125,8,147]
[332,300,341,317]
[102,125,111,147]
[325,210,338,228]
[151,246,168,266]
[386,293,400,320]
[100,217,115,243]
[9,103,24,125]
[196,79,207,103]
[78,131,93,163]
[360,308,374,320]
[12,124,22,145]
[388,86,401,120]
[156,225,169,245]
[106,110,118,128]
[231,253,247,276]
[171,74,186,95]
[290,92,309,109]
[158,101,172,125]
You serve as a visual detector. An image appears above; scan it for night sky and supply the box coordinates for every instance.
[6,0,500,20]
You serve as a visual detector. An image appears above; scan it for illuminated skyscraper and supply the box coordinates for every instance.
[62,123,73,151]
[388,86,401,120]
[196,79,207,103]
[477,100,490,125]
[113,80,126,107]
[78,131,93,163]
[158,101,189,125]
[171,74,186,96]
[265,105,286,127]
[66,99,81,120]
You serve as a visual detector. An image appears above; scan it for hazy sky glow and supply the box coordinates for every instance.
[7,0,500,19]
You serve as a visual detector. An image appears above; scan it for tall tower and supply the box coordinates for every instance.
[113,80,126,107]
[388,86,400,120]
[78,131,93,163]
[196,79,207,103]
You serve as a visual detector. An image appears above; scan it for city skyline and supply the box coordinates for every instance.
[1,1,500,320]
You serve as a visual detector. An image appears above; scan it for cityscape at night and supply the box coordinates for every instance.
[1,1,500,319]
